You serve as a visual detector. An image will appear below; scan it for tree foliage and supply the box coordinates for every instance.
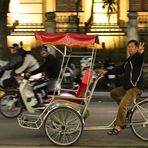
[102,0,116,23]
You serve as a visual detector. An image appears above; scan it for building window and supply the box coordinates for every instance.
[129,0,148,11]
[93,0,118,24]
[143,0,148,11]
[19,0,43,23]
[56,0,82,12]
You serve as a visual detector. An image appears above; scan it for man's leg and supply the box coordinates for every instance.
[114,87,142,127]
[47,79,57,94]
[33,79,48,106]
[110,86,126,105]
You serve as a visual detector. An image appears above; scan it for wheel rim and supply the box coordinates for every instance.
[0,95,22,118]
[44,107,83,146]
[131,100,148,141]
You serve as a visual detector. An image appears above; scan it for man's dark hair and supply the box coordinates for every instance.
[127,40,139,47]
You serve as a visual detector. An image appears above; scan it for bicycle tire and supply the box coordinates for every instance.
[44,106,83,146]
[130,99,148,141]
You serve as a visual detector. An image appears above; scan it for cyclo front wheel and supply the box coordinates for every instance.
[130,99,148,141]
[0,94,23,118]
[44,106,83,146]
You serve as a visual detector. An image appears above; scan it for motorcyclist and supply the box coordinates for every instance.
[0,43,24,89]
[1,44,40,107]
[26,45,61,107]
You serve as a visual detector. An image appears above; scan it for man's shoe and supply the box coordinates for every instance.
[108,128,121,135]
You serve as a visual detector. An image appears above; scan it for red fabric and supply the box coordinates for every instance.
[58,69,93,103]
[35,32,99,47]
[81,69,93,85]
[47,69,93,104]
[76,69,93,98]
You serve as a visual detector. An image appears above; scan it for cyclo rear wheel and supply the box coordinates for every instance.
[44,106,83,146]
[130,99,148,141]
[0,94,23,118]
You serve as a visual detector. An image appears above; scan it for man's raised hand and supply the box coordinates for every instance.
[138,42,145,54]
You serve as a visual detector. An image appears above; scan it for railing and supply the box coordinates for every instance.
[55,12,84,33]
[138,15,148,24]
[137,14,148,33]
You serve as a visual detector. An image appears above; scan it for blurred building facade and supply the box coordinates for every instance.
[7,0,148,49]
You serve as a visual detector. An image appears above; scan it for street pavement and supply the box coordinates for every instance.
[0,101,148,148]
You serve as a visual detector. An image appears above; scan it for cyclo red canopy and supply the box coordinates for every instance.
[35,32,99,47]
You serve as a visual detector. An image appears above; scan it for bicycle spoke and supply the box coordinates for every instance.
[131,100,148,141]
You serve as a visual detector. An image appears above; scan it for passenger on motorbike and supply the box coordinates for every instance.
[25,45,61,107]
[13,44,40,80]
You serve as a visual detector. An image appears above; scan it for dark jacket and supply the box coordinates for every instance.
[0,53,23,72]
[31,54,60,79]
[107,52,144,90]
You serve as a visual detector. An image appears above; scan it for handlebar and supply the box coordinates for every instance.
[97,73,104,79]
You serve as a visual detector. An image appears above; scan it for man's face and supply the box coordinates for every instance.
[9,47,17,54]
[127,42,138,56]
[40,50,48,57]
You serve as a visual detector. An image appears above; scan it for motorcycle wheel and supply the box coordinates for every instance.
[0,94,23,118]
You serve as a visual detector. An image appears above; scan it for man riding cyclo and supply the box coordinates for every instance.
[99,40,145,135]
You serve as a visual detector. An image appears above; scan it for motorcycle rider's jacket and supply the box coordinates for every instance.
[15,54,39,74]
[107,52,144,90]
[31,54,60,79]
[0,53,23,73]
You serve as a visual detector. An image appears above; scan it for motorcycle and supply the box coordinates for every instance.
[104,65,119,89]
[0,73,45,118]
[0,70,79,119]
[62,65,78,89]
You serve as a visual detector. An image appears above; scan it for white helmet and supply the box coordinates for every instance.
[41,45,51,53]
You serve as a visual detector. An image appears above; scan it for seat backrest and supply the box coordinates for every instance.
[76,68,93,98]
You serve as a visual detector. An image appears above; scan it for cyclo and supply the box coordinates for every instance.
[1,32,148,146]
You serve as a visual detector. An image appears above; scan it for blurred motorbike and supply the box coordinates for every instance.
[62,64,78,89]
[0,72,79,119]
[105,65,119,89]
[0,72,47,117]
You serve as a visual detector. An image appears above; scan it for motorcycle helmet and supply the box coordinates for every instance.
[9,43,20,54]
[9,43,19,50]
[41,45,51,53]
